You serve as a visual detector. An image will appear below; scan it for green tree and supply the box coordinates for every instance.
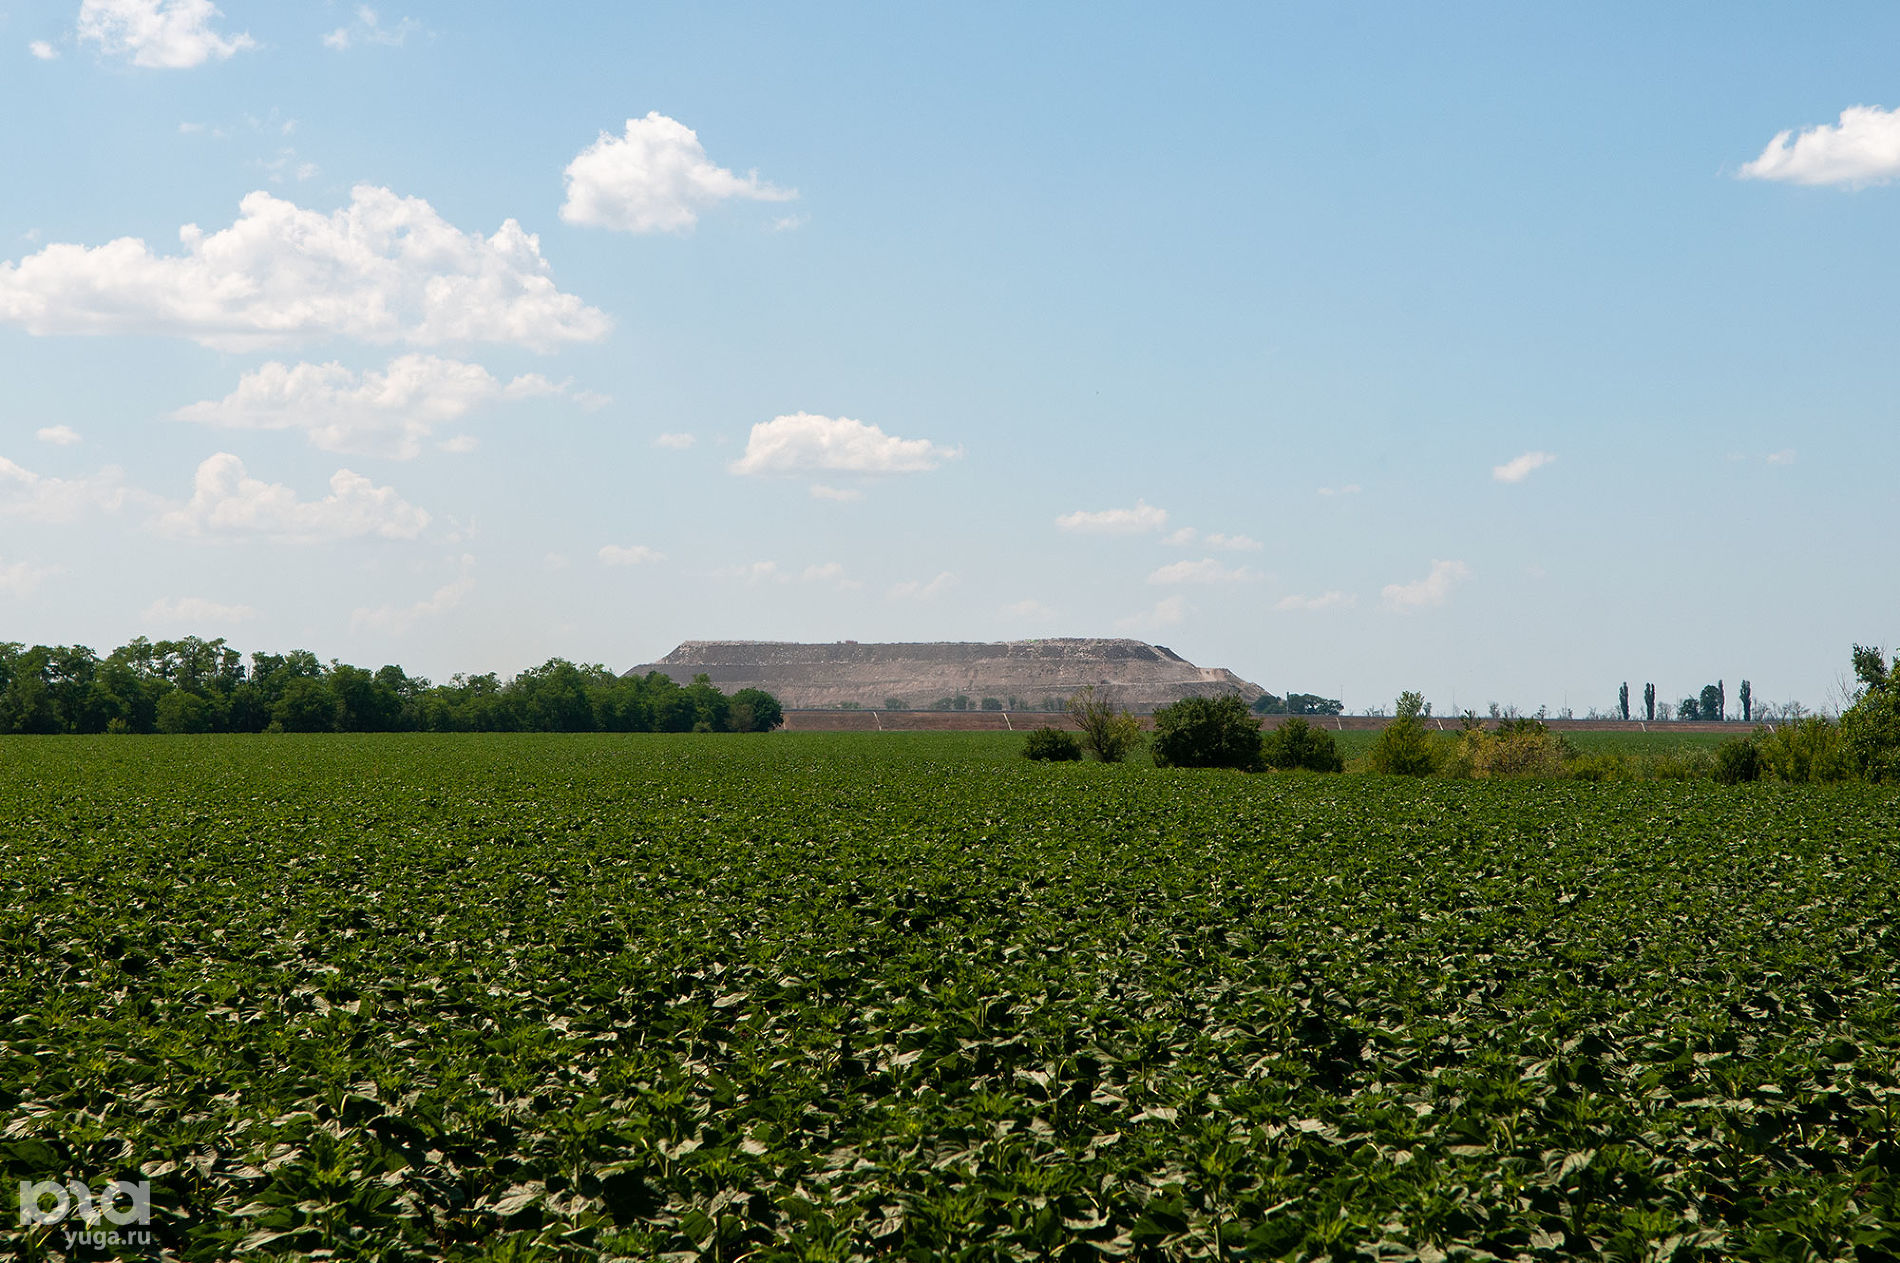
[1066,686,1144,763]
[1696,682,1723,722]
[274,676,339,732]
[1739,679,1752,723]
[155,690,214,735]
[1250,692,1287,716]
[1366,691,1438,776]
[1643,682,1656,722]
[1150,695,1265,771]
[1842,644,1900,782]
[1261,716,1344,772]
[1287,692,1345,717]
[1618,682,1630,722]
[729,688,783,732]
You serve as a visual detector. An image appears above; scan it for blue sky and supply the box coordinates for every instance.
[1,1,1895,713]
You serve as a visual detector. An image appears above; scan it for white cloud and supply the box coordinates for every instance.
[561,112,796,234]
[35,424,81,446]
[77,0,250,68]
[323,6,418,51]
[158,453,430,542]
[808,483,862,502]
[77,0,253,68]
[29,40,59,60]
[1492,450,1555,483]
[1276,591,1354,612]
[1766,448,1796,465]
[1055,499,1168,534]
[598,544,664,567]
[1204,532,1262,551]
[800,561,861,590]
[1164,526,1196,546]
[352,570,474,633]
[889,571,957,601]
[730,412,958,476]
[141,595,257,624]
[1317,483,1362,497]
[0,185,610,351]
[653,432,695,450]
[1740,105,1900,187]
[175,355,560,458]
[1116,595,1187,630]
[1381,559,1471,611]
[718,560,782,585]
[1002,598,1057,622]
[438,434,478,454]
[0,556,58,596]
[0,453,134,522]
[1147,558,1262,585]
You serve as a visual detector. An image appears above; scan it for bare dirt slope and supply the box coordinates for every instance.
[625,639,1266,712]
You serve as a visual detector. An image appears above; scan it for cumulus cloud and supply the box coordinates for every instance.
[1055,500,1168,534]
[1147,558,1262,585]
[561,112,795,234]
[1492,450,1555,483]
[323,6,418,50]
[1116,595,1187,630]
[889,571,957,601]
[800,562,861,590]
[1381,559,1471,611]
[730,413,958,476]
[0,556,58,596]
[352,567,474,633]
[0,185,610,351]
[1317,483,1362,497]
[29,40,59,60]
[598,544,664,566]
[158,453,430,541]
[77,0,254,68]
[1741,105,1900,187]
[1205,532,1261,551]
[175,355,561,458]
[653,432,695,450]
[1276,591,1354,612]
[35,425,81,445]
[141,595,257,624]
[0,453,134,522]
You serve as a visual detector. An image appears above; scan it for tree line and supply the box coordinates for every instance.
[0,638,783,735]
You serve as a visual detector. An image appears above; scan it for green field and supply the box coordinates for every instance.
[4,734,1898,1261]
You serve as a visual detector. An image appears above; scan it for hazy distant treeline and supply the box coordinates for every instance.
[0,637,782,735]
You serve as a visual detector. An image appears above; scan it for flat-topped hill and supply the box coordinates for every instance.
[624,639,1266,712]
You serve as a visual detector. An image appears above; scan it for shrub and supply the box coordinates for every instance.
[1261,716,1344,772]
[1021,726,1083,762]
[1757,717,1851,784]
[1713,736,1763,785]
[1366,692,1439,777]
[1450,719,1570,779]
[1066,687,1145,764]
[1151,695,1265,771]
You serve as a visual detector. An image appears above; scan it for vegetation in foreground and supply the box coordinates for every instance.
[4,733,1899,1261]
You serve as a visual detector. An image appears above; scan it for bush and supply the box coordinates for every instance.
[1713,736,1763,785]
[1260,716,1344,772]
[1021,726,1083,762]
[1066,686,1145,764]
[1757,717,1851,784]
[1366,691,1439,777]
[1446,719,1570,779]
[1150,695,1265,771]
